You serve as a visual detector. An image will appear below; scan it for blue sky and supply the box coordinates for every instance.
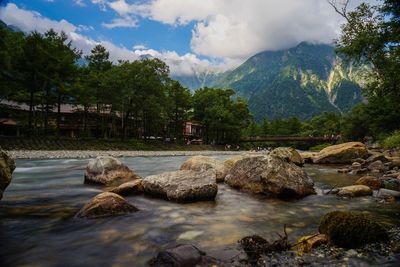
[0,0,369,75]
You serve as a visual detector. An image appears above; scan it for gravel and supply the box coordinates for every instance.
[5,150,243,159]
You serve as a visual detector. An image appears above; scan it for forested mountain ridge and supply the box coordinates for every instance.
[175,42,367,121]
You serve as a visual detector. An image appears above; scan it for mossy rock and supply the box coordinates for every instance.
[319,211,388,248]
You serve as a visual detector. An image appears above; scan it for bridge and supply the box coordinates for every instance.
[240,136,338,143]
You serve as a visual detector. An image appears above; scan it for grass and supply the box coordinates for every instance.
[383,130,400,149]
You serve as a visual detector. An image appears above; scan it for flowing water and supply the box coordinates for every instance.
[1,155,400,267]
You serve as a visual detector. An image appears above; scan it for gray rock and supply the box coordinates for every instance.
[142,170,218,202]
[149,244,220,267]
[75,192,138,219]
[84,156,140,185]
[375,188,400,199]
[367,160,386,173]
[382,178,400,192]
[180,155,230,183]
[366,153,389,164]
[270,147,304,166]
[0,150,16,200]
[225,155,315,199]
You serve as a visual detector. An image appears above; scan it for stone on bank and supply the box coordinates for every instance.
[180,155,230,182]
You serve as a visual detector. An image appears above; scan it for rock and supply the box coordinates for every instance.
[270,147,304,166]
[352,158,366,164]
[84,156,140,185]
[388,158,400,169]
[225,155,315,199]
[319,211,388,248]
[149,244,219,267]
[0,150,16,200]
[350,168,368,175]
[376,188,400,199]
[109,179,143,196]
[367,160,386,173]
[142,170,218,202]
[366,153,389,164]
[351,162,362,170]
[337,185,373,197]
[382,178,400,192]
[300,152,318,164]
[180,155,230,182]
[337,168,351,173]
[355,176,382,190]
[296,234,328,253]
[313,142,369,164]
[75,192,138,219]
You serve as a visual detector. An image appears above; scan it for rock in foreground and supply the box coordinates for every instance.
[355,176,382,190]
[142,170,218,202]
[149,244,220,267]
[313,142,369,164]
[337,185,373,197]
[270,147,304,166]
[225,155,315,199]
[75,192,138,219]
[180,155,230,182]
[0,150,16,200]
[319,211,388,248]
[84,156,139,185]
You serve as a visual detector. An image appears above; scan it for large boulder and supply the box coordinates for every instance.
[149,244,220,267]
[355,176,382,190]
[270,147,304,166]
[142,170,218,202]
[337,185,373,197]
[75,192,138,219]
[109,179,143,196]
[84,156,140,185]
[0,150,16,200]
[300,151,318,164]
[313,142,369,164]
[319,211,388,248]
[225,155,315,199]
[180,155,230,182]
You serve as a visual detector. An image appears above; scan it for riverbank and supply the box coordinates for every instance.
[5,150,243,159]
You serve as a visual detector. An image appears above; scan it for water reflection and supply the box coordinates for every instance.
[0,156,399,266]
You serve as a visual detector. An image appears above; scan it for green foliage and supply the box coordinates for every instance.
[308,143,331,152]
[193,88,251,143]
[383,131,400,149]
[319,211,388,248]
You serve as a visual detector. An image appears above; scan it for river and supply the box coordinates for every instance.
[1,155,399,266]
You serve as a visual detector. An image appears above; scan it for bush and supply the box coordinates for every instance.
[319,211,388,248]
[383,131,400,149]
[309,143,332,152]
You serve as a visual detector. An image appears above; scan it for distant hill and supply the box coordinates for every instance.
[175,42,367,121]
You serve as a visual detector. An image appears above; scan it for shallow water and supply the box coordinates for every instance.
[1,156,400,267]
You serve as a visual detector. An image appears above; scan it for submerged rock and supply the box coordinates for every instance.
[149,244,220,267]
[84,156,140,185]
[109,179,143,196]
[337,185,373,197]
[75,192,138,219]
[142,170,218,202]
[225,155,315,199]
[355,176,382,190]
[319,211,388,248]
[313,142,369,164]
[180,155,230,182]
[270,147,304,166]
[0,150,16,200]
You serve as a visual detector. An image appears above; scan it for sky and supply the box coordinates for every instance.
[0,0,372,76]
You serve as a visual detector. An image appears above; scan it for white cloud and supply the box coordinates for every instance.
[0,3,218,76]
[74,0,86,7]
[102,15,138,28]
[100,0,375,61]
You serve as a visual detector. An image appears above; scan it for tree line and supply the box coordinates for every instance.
[0,25,251,143]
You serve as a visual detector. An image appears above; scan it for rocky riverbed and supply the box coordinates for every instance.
[5,149,242,159]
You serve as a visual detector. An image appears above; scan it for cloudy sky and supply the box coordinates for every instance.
[0,0,369,75]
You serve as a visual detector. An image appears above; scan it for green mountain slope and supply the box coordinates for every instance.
[175,42,366,121]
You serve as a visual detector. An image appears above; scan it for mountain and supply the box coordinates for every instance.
[175,42,366,121]
[172,69,222,91]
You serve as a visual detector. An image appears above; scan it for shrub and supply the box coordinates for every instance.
[309,143,331,152]
[383,130,400,149]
